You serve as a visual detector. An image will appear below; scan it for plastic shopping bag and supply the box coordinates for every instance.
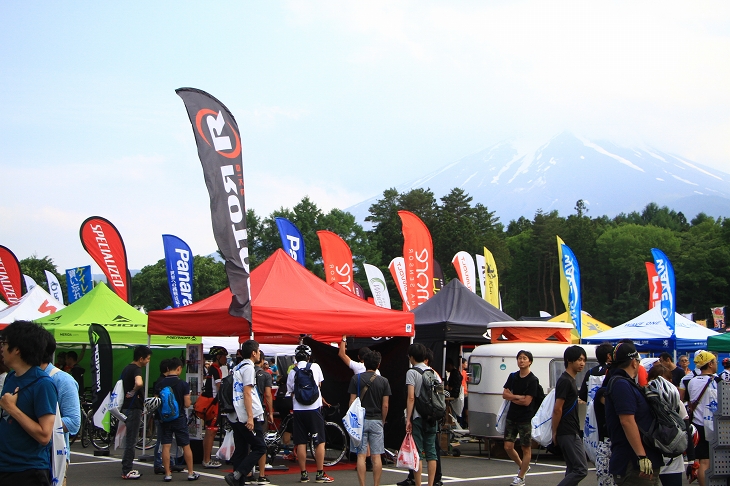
[343,397,366,448]
[495,399,510,435]
[114,420,127,450]
[583,400,599,463]
[531,388,556,447]
[51,404,68,484]
[396,432,420,471]
[216,429,235,461]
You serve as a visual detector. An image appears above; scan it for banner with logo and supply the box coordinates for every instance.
[0,245,23,305]
[398,211,434,308]
[651,248,676,335]
[475,254,486,299]
[177,88,251,322]
[80,216,131,303]
[484,247,501,309]
[89,323,114,425]
[645,262,661,310]
[162,235,194,308]
[557,236,582,338]
[433,259,444,295]
[65,266,93,304]
[364,263,391,309]
[275,217,306,267]
[712,307,725,329]
[452,251,477,293]
[23,274,38,293]
[353,282,366,300]
[44,270,64,304]
[317,230,354,293]
[388,257,410,311]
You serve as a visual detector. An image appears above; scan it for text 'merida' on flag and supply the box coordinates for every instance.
[176,88,251,322]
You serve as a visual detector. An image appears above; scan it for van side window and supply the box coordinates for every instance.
[468,362,481,385]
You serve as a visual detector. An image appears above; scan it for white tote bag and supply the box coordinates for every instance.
[51,403,68,484]
[583,400,599,463]
[216,429,235,461]
[343,397,365,448]
[495,399,510,435]
[531,388,556,447]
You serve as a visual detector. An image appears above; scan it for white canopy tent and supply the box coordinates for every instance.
[582,306,719,351]
[0,285,65,326]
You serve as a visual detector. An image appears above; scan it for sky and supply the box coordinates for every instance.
[1,1,729,275]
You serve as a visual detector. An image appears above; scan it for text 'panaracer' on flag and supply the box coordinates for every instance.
[276,217,306,266]
[80,216,132,303]
[162,235,194,308]
[176,88,251,323]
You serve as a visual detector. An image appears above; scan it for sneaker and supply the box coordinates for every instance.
[300,472,310,483]
[315,473,334,483]
[245,474,256,484]
[258,477,272,485]
[121,470,142,480]
[203,459,222,469]
[225,473,238,486]
[396,479,415,486]
[188,473,200,481]
[510,477,525,486]
[164,475,172,483]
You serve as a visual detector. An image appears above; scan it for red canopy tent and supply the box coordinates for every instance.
[147,249,414,342]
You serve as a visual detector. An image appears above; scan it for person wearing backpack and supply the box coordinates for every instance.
[405,343,442,486]
[686,350,720,486]
[39,332,81,486]
[200,346,227,469]
[120,345,152,480]
[225,340,267,486]
[552,345,588,486]
[154,357,200,482]
[502,350,539,486]
[605,341,662,486]
[286,344,334,484]
[0,321,58,486]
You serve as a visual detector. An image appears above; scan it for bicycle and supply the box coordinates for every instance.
[87,406,158,451]
[264,404,348,467]
[69,395,94,448]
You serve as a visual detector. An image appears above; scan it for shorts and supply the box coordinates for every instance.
[695,425,709,460]
[352,419,385,455]
[160,416,191,446]
[293,409,326,446]
[411,417,438,462]
[504,419,532,445]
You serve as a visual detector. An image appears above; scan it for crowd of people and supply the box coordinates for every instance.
[500,341,727,486]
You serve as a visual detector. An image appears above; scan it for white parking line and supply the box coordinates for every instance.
[70,451,226,479]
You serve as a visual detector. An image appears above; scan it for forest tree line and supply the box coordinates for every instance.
[17,187,730,327]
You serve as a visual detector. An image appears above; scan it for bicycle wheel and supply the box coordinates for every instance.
[310,421,348,467]
[135,415,157,450]
[91,416,114,450]
[80,413,92,448]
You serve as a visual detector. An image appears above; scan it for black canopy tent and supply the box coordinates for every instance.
[412,279,514,375]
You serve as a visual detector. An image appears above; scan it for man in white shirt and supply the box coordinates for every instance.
[339,336,378,375]
[225,340,267,486]
[287,345,333,483]
[686,351,720,486]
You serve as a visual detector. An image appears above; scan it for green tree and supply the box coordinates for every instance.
[19,255,67,301]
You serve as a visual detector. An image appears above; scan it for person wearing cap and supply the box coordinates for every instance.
[678,351,704,401]
[720,358,730,382]
[686,350,720,486]
[605,341,662,486]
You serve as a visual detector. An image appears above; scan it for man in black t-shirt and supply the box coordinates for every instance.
[348,351,391,486]
[66,350,85,397]
[154,357,199,481]
[552,346,588,486]
[503,350,539,486]
[658,352,685,388]
[121,345,151,480]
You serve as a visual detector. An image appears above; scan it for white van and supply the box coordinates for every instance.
[467,341,597,438]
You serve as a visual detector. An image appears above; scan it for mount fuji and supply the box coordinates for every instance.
[347,132,730,225]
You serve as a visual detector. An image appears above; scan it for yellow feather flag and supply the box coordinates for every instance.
[483,247,500,308]
[557,235,571,317]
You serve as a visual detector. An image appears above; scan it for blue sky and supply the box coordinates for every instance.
[1,1,729,275]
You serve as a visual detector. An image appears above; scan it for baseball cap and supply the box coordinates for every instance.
[613,342,640,366]
[694,350,716,368]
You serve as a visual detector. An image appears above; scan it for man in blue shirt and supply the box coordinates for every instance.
[0,320,58,486]
[605,341,662,486]
[40,332,81,483]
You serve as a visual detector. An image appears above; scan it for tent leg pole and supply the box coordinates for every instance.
[442,340,447,378]
[139,335,152,461]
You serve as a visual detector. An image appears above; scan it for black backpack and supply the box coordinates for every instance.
[219,362,252,414]
[607,376,687,458]
[532,381,546,414]
[414,367,446,424]
[293,363,320,406]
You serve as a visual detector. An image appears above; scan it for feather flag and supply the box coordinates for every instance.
[364,263,391,309]
[44,270,64,304]
[0,246,23,304]
[317,230,354,292]
[388,257,410,311]
[651,248,676,335]
[475,254,486,299]
[484,247,501,309]
[80,216,132,302]
[557,236,582,338]
[276,217,306,267]
[398,211,434,308]
[162,235,194,308]
[452,251,477,293]
[23,275,38,293]
[645,262,662,310]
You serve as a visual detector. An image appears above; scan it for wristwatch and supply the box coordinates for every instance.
[342,337,347,342]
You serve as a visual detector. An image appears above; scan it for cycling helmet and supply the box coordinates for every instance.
[646,376,679,412]
[295,344,312,362]
[723,357,730,368]
[145,397,161,413]
[209,346,228,359]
